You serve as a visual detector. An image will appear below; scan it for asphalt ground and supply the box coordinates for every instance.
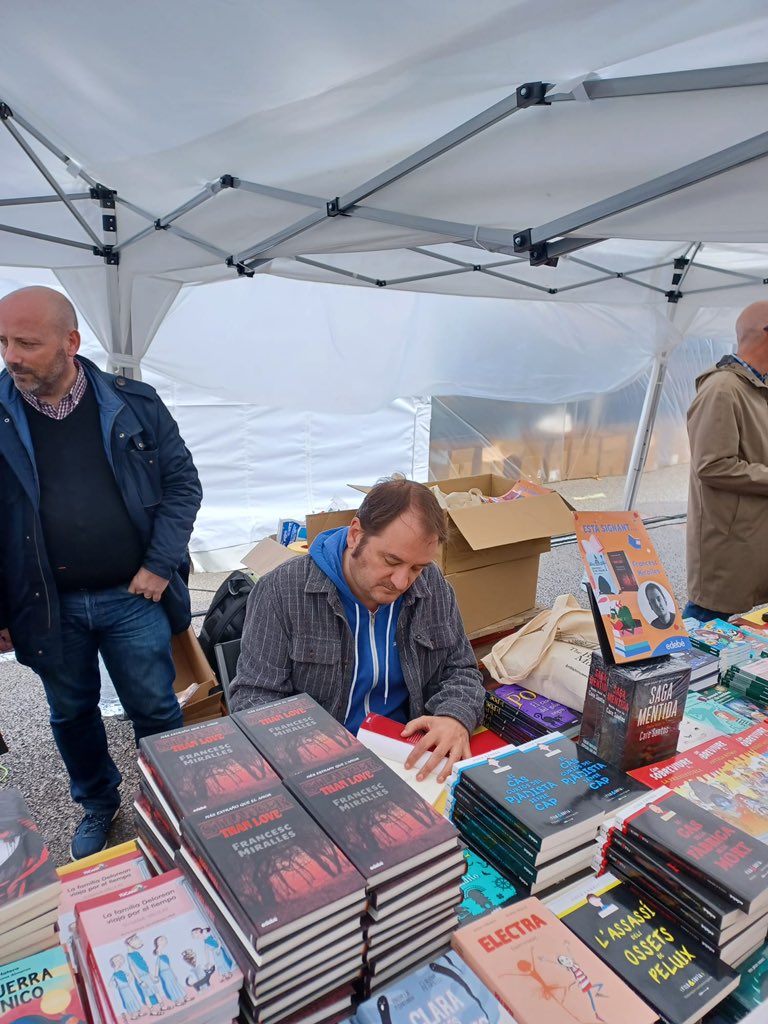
[0,466,689,866]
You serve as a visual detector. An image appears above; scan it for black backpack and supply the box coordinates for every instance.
[198,570,256,675]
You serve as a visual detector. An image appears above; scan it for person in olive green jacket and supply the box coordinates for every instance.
[685,301,768,622]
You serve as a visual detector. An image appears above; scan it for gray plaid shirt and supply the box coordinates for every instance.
[229,556,485,733]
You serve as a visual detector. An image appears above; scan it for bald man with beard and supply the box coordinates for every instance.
[684,301,768,623]
[0,286,201,858]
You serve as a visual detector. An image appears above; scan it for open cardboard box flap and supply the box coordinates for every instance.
[447,490,574,551]
[242,536,302,576]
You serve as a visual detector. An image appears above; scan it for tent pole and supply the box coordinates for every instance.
[622,351,670,510]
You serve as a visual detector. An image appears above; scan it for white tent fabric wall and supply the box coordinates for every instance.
[0,270,431,569]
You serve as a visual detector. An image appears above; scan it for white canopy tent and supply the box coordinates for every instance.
[3,0,768,553]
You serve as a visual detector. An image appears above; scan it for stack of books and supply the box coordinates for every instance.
[0,945,87,1024]
[593,789,768,970]
[482,682,581,743]
[72,868,242,1024]
[714,941,768,1021]
[723,656,768,709]
[446,732,647,895]
[456,846,518,926]
[177,784,367,1024]
[57,842,152,969]
[677,685,767,751]
[451,896,658,1024]
[284,750,464,996]
[670,645,719,690]
[547,870,741,1024]
[136,717,280,867]
[0,787,60,965]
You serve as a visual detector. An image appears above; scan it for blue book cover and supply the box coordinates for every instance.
[354,951,516,1024]
[456,847,517,925]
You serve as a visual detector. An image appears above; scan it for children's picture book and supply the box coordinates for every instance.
[547,871,739,1024]
[580,651,688,770]
[58,848,153,969]
[182,785,366,946]
[575,510,690,663]
[454,734,647,852]
[457,847,518,925]
[685,619,754,655]
[629,724,768,841]
[451,896,657,1024]
[233,693,365,777]
[0,945,87,1024]
[139,717,279,819]
[677,688,765,751]
[620,790,768,913]
[75,869,241,1024]
[0,788,59,926]
[56,840,139,877]
[355,950,516,1024]
[285,753,459,885]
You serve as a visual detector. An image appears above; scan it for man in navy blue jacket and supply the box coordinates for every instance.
[0,286,202,858]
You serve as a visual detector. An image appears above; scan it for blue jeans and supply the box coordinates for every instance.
[38,586,183,814]
[682,601,732,624]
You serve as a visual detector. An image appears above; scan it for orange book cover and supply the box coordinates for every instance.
[574,510,690,664]
[451,896,658,1024]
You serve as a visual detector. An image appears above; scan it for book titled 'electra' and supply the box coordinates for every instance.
[451,897,657,1024]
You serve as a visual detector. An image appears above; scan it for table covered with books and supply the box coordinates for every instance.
[2,512,768,1024]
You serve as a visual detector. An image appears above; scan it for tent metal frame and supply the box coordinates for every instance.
[3,61,768,500]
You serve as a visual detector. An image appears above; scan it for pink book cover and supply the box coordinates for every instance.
[75,869,241,1024]
[58,850,153,969]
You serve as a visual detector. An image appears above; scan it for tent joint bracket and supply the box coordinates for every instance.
[0,102,12,120]
[665,289,682,303]
[93,243,119,265]
[516,82,550,107]
[226,256,255,277]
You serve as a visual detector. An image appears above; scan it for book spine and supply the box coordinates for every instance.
[451,806,538,886]
[449,786,540,865]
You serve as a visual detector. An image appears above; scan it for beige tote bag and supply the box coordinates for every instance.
[484,594,599,711]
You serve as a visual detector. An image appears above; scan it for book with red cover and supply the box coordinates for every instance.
[181,784,366,948]
[139,717,279,820]
[621,790,768,913]
[285,752,459,885]
[451,896,657,1024]
[233,693,365,777]
[358,712,509,769]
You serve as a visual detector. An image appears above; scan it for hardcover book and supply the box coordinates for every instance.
[451,897,657,1024]
[621,791,768,913]
[575,510,690,664]
[0,788,59,927]
[182,785,366,947]
[547,871,739,1024]
[74,869,242,1024]
[0,945,87,1024]
[285,753,459,885]
[139,717,279,820]
[233,693,365,777]
[454,734,647,852]
[355,950,517,1024]
[580,651,689,771]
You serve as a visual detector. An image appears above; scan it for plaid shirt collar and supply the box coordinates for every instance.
[19,359,87,419]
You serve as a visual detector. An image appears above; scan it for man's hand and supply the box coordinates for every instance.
[0,628,13,654]
[128,567,170,602]
[402,715,471,784]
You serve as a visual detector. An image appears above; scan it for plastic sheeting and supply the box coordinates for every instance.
[429,336,734,483]
[0,270,431,568]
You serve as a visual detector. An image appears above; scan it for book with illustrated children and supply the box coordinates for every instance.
[74,869,241,1024]
[451,896,657,1024]
[575,511,690,664]
[547,871,739,1024]
[0,945,87,1024]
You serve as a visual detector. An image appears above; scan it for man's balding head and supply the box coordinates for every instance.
[0,286,80,402]
[735,301,768,373]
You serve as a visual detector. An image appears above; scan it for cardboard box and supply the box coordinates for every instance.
[242,536,303,576]
[171,628,223,724]
[305,474,574,635]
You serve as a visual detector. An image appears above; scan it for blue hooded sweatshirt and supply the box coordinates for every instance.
[310,527,408,734]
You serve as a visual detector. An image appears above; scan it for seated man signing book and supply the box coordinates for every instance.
[229,478,485,782]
